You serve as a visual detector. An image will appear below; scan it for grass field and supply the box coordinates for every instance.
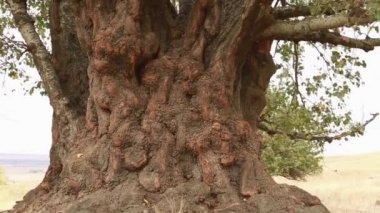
[0,166,44,211]
[0,168,6,185]
[275,152,380,213]
[1,153,380,212]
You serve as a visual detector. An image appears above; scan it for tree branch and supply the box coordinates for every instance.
[291,42,305,105]
[260,13,376,41]
[259,113,379,143]
[6,0,67,113]
[1,35,28,50]
[273,5,339,20]
[288,32,380,52]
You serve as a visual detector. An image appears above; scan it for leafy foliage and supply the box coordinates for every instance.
[261,134,322,180]
[260,38,373,178]
[369,0,380,20]
[260,88,325,179]
[260,0,380,177]
[0,0,50,95]
[267,41,367,136]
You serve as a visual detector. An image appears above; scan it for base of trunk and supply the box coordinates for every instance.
[10,179,328,213]
[7,53,330,213]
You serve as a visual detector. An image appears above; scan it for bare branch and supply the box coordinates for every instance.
[287,32,380,52]
[309,42,331,67]
[259,113,379,143]
[274,6,313,19]
[291,42,305,105]
[6,0,67,113]
[260,14,376,40]
[273,5,339,20]
[1,35,27,50]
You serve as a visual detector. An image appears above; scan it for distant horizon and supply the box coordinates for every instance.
[0,153,49,157]
[0,153,49,168]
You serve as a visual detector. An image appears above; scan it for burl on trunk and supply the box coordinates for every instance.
[13,0,329,212]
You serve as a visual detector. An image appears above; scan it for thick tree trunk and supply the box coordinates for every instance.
[11,0,329,212]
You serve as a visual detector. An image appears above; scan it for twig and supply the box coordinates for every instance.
[259,113,379,143]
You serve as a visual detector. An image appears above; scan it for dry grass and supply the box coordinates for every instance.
[274,152,380,213]
[0,166,43,211]
[0,181,40,211]
[0,168,6,185]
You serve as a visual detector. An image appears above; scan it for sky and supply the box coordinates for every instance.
[0,93,52,155]
[0,48,379,157]
[323,47,380,155]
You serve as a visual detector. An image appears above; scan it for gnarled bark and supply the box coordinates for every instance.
[10,0,330,212]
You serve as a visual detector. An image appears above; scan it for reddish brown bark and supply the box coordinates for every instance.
[11,0,329,212]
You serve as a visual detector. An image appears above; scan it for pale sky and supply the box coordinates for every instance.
[324,47,380,156]
[0,93,52,155]
[0,48,379,156]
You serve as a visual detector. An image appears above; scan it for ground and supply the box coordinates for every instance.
[275,152,380,213]
[1,152,380,212]
[0,165,44,211]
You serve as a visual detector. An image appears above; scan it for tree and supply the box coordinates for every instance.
[2,0,380,212]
